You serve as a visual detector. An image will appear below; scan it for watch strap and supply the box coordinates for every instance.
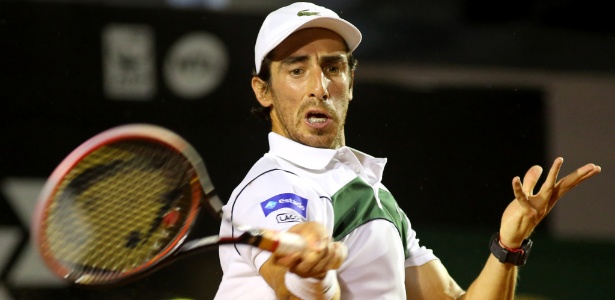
[489,232,533,266]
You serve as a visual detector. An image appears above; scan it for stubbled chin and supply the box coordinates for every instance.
[296,131,341,149]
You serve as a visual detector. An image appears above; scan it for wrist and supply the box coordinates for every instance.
[489,232,533,266]
[285,270,337,300]
[498,234,523,250]
[498,234,523,249]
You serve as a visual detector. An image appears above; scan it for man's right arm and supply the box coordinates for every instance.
[258,222,346,300]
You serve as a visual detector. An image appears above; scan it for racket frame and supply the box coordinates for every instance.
[31,124,223,285]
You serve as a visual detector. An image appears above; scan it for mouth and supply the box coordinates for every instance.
[305,110,332,128]
[307,112,328,124]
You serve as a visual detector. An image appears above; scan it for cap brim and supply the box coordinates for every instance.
[294,17,362,52]
[256,17,361,73]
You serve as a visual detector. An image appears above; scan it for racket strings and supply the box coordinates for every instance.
[42,140,197,282]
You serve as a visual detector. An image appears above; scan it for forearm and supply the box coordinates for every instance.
[460,254,517,300]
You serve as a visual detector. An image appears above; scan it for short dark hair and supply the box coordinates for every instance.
[251,54,357,121]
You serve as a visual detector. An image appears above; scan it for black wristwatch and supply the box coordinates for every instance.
[489,232,533,266]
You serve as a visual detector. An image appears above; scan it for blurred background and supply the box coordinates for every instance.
[1,0,613,299]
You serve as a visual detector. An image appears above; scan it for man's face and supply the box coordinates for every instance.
[254,28,354,149]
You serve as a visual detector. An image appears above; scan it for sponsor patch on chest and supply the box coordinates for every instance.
[260,193,308,218]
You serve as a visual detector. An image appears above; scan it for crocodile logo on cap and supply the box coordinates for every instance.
[297,9,320,17]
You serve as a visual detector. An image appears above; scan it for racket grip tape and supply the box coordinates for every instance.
[256,231,307,255]
[273,232,307,255]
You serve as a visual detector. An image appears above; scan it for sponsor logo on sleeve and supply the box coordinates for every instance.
[276,213,303,224]
[260,193,308,218]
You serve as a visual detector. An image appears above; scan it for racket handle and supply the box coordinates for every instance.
[274,231,307,255]
[273,232,348,270]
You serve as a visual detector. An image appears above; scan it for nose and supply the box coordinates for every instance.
[309,70,330,101]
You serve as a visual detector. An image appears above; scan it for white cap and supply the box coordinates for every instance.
[254,2,362,74]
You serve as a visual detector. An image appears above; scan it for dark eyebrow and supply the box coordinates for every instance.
[280,55,309,66]
[280,54,348,66]
[320,54,348,65]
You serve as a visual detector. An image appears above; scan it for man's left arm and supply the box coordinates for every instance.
[405,157,601,299]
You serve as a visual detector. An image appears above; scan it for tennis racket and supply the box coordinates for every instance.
[31,124,306,286]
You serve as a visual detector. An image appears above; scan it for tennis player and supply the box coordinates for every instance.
[215,2,601,299]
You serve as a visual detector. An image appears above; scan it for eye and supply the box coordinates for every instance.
[290,69,304,76]
[325,65,341,74]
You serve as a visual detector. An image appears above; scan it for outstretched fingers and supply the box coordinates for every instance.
[537,157,563,196]
[522,165,543,196]
[502,158,601,245]
[512,164,544,213]
[512,176,532,211]
[554,163,601,199]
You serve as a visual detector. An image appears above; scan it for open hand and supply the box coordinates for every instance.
[499,157,601,247]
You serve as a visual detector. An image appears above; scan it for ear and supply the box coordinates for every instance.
[251,76,272,108]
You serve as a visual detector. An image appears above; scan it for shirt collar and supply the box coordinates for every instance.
[267,132,387,178]
[268,132,337,170]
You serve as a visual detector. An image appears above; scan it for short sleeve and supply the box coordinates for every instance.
[403,214,439,268]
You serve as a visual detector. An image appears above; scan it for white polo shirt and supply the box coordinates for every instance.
[215,133,437,299]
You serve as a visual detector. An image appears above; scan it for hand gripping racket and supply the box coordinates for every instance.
[31,124,306,286]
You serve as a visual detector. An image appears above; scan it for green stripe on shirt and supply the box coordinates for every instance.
[331,177,409,258]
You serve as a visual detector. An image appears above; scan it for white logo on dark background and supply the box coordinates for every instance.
[164,32,228,99]
[102,24,156,100]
